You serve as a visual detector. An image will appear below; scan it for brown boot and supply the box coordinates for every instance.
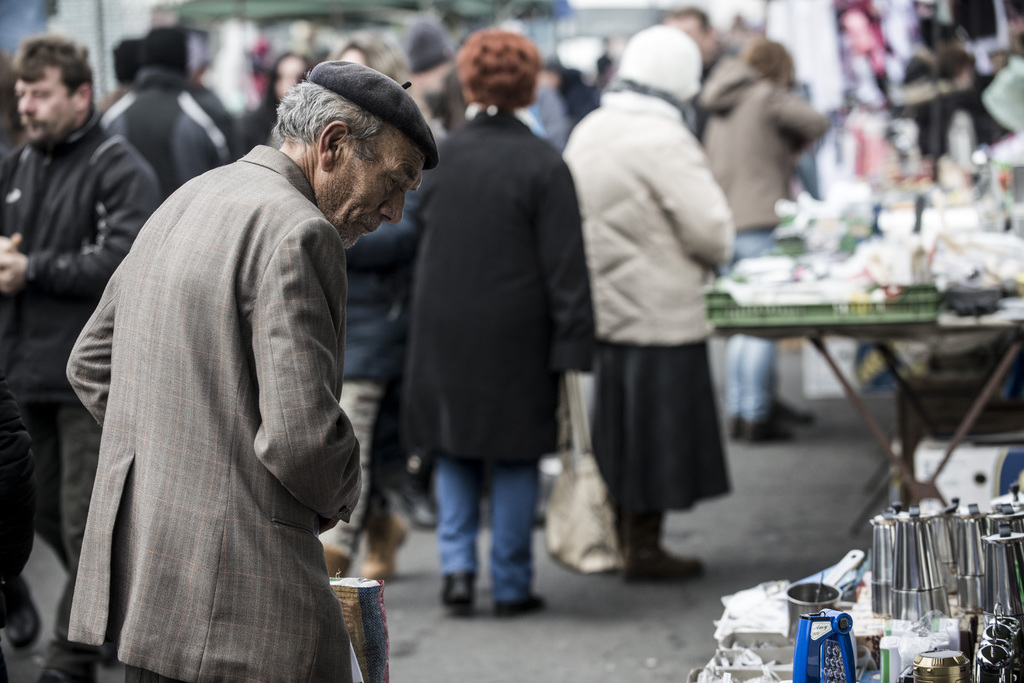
[620,511,704,582]
[323,543,351,579]
[359,512,408,581]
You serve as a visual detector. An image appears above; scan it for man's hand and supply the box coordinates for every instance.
[0,233,22,254]
[0,234,27,295]
[318,515,340,534]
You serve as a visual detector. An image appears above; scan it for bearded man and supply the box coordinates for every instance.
[0,35,159,683]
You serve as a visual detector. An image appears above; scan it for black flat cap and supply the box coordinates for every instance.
[308,61,438,170]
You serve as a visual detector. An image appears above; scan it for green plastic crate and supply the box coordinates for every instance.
[705,284,944,328]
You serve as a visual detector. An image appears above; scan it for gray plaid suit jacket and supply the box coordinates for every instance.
[66,146,361,682]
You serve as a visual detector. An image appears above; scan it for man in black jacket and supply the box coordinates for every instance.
[102,26,230,200]
[0,369,35,683]
[0,35,159,683]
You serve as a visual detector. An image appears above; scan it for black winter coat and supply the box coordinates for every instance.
[344,190,418,380]
[0,112,160,403]
[104,66,230,200]
[402,113,594,461]
[240,99,277,155]
[0,368,35,582]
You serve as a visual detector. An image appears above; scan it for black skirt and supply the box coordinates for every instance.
[592,340,730,513]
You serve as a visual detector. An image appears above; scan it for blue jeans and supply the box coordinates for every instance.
[435,456,539,602]
[725,228,778,423]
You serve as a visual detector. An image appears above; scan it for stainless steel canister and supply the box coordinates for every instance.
[989,503,1024,535]
[957,503,988,613]
[984,523,1024,619]
[982,619,1019,653]
[991,484,1024,516]
[871,509,897,616]
[893,506,949,619]
[981,615,1023,683]
[975,644,1013,683]
[929,500,960,598]
[1004,483,1023,511]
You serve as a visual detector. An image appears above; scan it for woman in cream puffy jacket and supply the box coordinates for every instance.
[564,25,735,582]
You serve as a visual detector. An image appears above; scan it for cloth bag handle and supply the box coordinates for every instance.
[558,371,592,459]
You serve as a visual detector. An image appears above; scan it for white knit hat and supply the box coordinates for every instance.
[616,25,702,102]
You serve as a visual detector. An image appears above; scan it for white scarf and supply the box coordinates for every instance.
[599,90,683,124]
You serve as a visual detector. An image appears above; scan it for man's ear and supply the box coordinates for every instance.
[72,82,92,114]
[318,120,351,172]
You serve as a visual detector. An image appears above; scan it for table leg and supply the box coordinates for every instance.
[808,336,942,503]
[875,343,940,436]
[926,334,1024,487]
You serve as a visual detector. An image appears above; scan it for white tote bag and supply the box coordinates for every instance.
[544,371,621,574]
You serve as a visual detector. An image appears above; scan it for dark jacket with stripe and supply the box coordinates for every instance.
[103,65,230,200]
[0,111,160,403]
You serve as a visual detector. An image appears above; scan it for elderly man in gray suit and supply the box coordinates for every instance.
[64,62,438,682]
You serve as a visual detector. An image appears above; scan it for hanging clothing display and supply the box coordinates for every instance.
[880,0,919,85]
[766,0,845,113]
[958,0,1011,75]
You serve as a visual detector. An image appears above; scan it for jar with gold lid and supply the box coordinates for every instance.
[912,650,970,683]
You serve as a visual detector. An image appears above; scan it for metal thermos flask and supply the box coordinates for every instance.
[870,505,897,616]
[978,617,1022,683]
[984,522,1024,618]
[975,644,1014,683]
[956,503,988,613]
[989,503,1024,534]
[893,506,949,620]
[929,499,959,598]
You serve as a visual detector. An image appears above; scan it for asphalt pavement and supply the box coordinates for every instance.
[3,338,891,682]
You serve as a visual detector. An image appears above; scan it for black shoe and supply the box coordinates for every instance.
[494,595,545,617]
[772,399,815,425]
[441,572,475,616]
[37,669,96,683]
[2,575,40,649]
[744,418,793,442]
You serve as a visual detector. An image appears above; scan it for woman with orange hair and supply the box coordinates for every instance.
[403,29,594,617]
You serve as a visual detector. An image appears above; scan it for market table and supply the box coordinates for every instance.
[709,312,1024,505]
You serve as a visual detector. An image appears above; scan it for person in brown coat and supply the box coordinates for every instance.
[701,40,829,442]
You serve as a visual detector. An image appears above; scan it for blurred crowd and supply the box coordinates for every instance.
[0,3,1023,682]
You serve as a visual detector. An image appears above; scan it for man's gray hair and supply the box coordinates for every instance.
[273,80,385,161]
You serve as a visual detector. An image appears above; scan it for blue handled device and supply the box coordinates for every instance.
[794,609,857,683]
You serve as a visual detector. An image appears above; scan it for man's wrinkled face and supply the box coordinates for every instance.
[16,66,91,148]
[316,125,423,248]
